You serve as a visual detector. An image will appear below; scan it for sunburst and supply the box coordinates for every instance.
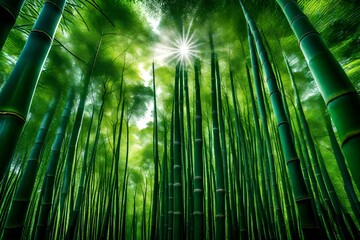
[154,23,201,65]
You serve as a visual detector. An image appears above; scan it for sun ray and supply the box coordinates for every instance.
[153,23,202,65]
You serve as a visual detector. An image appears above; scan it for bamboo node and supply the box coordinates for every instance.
[0,4,16,20]
[295,196,312,203]
[173,165,181,169]
[342,130,360,148]
[31,29,53,41]
[298,31,318,46]
[173,212,182,215]
[46,0,63,12]
[0,111,26,122]
[216,189,225,193]
[286,158,300,165]
[277,121,289,128]
[193,211,203,215]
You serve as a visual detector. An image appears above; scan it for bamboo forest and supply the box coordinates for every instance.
[1,0,360,239]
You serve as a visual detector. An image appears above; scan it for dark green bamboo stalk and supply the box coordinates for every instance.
[173,63,183,240]
[160,120,168,240]
[2,96,58,239]
[132,189,137,240]
[142,180,148,240]
[193,59,204,240]
[215,58,234,239]
[66,87,107,240]
[150,62,159,240]
[246,32,276,239]
[276,0,360,191]
[229,70,247,239]
[59,35,102,220]
[0,0,67,180]
[239,1,322,238]
[284,54,352,238]
[183,65,194,240]
[0,0,25,50]
[246,64,270,238]
[324,113,360,222]
[209,33,226,240]
[168,105,174,240]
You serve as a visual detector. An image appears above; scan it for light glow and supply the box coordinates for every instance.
[153,22,201,65]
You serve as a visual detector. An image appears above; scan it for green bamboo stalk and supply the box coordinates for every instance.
[284,54,351,238]
[242,66,265,210]
[142,180,148,240]
[239,1,322,238]
[2,96,58,239]
[224,95,242,239]
[209,33,226,240]
[132,189,137,240]
[215,58,233,239]
[315,145,354,239]
[183,65,194,240]
[203,134,214,240]
[193,59,204,240]
[160,120,168,240]
[66,99,101,240]
[119,118,131,240]
[59,35,102,224]
[0,0,67,180]
[224,100,240,239]
[168,105,174,240]
[150,62,159,240]
[324,113,360,223]
[229,70,247,239]
[276,0,360,191]
[173,63,183,240]
[246,31,277,239]
[0,0,26,50]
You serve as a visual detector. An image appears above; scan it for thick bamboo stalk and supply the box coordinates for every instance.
[0,0,67,180]
[276,0,360,191]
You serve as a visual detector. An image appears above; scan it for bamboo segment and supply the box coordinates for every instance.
[0,0,67,180]
[276,0,360,191]
[0,0,25,50]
